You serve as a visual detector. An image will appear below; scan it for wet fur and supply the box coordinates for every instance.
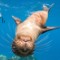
[12,5,60,57]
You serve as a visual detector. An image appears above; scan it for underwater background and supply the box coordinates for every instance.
[0,0,60,60]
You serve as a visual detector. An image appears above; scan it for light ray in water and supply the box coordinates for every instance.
[0,22,15,54]
[34,40,53,54]
[34,45,52,54]
[36,43,52,52]
[12,22,15,33]
[36,40,53,49]
[0,42,11,50]
[0,29,6,35]
[7,23,11,32]
[43,45,52,51]
[0,23,13,42]
[0,39,13,55]
[35,40,53,51]
[6,33,13,41]
[0,31,13,49]
[7,22,12,33]
[0,23,14,41]
[40,40,53,47]
[7,22,15,41]
[35,34,50,45]
[0,29,13,45]
[0,43,7,49]
[0,35,10,44]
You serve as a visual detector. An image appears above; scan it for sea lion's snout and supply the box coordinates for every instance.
[12,35,34,56]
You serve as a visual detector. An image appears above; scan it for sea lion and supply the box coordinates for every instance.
[12,4,60,57]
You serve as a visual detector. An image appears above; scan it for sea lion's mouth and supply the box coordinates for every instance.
[12,41,34,56]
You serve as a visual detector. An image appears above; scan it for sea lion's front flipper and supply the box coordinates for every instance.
[41,26,60,34]
[12,16,22,25]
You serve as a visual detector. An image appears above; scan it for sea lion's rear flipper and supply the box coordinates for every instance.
[41,26,60,34]
[43,3,54,12]
[12,16,22,25]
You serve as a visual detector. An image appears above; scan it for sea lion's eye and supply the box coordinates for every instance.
[17,36,20,40]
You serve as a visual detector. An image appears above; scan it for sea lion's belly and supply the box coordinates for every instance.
[16,22,40,41]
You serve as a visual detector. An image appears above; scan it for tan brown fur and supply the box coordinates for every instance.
[12,4,59,56]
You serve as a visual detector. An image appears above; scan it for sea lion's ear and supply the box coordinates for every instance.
[41,26,60,33]
[12,16,22,25]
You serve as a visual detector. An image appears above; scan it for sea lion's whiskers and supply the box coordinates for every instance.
[35,34,50,45]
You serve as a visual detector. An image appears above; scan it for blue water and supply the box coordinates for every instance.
[0,0,60,60]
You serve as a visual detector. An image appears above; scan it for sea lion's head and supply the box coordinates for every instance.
[12,34,34,56]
